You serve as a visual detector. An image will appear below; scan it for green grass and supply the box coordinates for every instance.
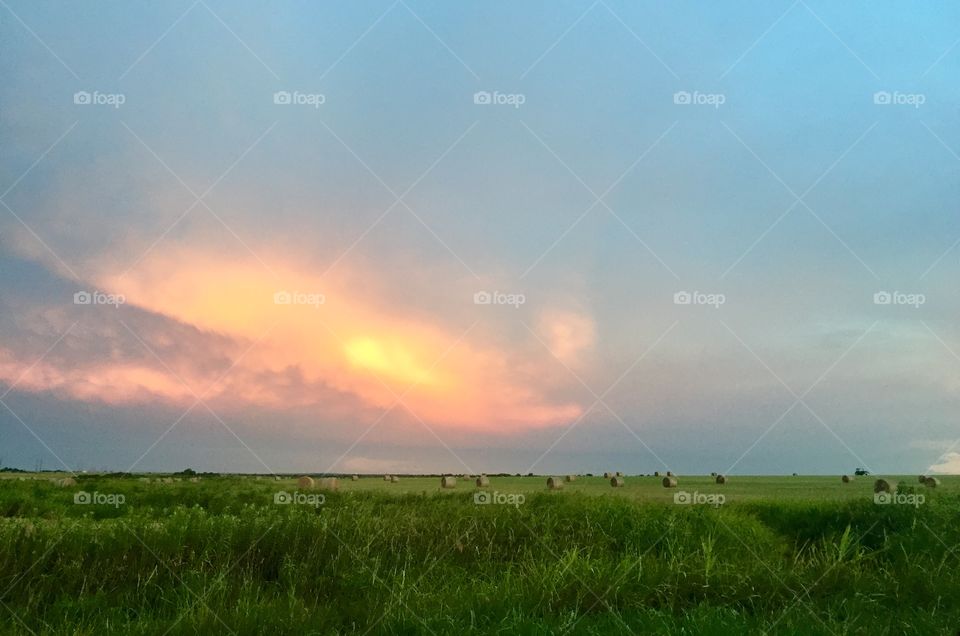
[0,474,957,635]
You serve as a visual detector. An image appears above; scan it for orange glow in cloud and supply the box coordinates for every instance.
[344,336,441,388]
[0,351,196,405]
[80,248,585,431]
[538,310,596,365]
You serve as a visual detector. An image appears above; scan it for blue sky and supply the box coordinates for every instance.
[1,1,958,475]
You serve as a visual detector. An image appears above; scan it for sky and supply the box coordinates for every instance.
[0,0,958,476]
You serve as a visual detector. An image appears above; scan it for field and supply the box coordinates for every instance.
[1,473,958,635]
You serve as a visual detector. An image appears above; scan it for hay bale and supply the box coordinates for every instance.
[662,476,678,488]
[317,477,339,491]
[918,475,927,484]
[390,475,400,483]
[297,475,315,489]
[603,472,612,479]
[351,475,359,481]
[710,472,717,477]
[162,477,174,484]
[923,476,940,488]
[615,471,623,477]
[841,475,852,483]
[565,475,576,483]
[56,477,77,487]
[441,475,457,489]
[546,476,564,490]
[666,471,674,477]
[610,476,624,487]
[653,471,660,477]
[873,478,896,493]
[715,474,726,485]
[462,474,472,480]
[476,475,490,487]
[189,477,200,483]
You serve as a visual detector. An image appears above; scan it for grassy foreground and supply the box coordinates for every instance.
[1,474,958,635]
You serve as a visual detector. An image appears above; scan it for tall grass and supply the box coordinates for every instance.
[0,477,957,634]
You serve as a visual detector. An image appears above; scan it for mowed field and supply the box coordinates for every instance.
[312,473,953,501]
[1,473,958,635]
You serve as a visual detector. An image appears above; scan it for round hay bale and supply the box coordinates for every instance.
[653,471,660,477]
[923,476,940,488]
[546,476,564,490]
[610,476,624,487]
[383,475,391,482]
[710,472,717,477]
[317,477,339,491]
[56,477,77,487]
[603,472,612,479]
[918,475,927,484]
[615,471,623,477]
[666,471,674,477]
[462,474,472,480]
[662,476,678,488]
[390,475,400,483]
[297,475,315,489]
[476,475,490,487]
[351,475,359,481]
[565,475,576,483]
[162,477,174,484]
[873,478,896,494]
[715,474,726,485]
[841,475,852,483]
[441,475,457,489]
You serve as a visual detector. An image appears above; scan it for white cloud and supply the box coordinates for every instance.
[928,451,960,474]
